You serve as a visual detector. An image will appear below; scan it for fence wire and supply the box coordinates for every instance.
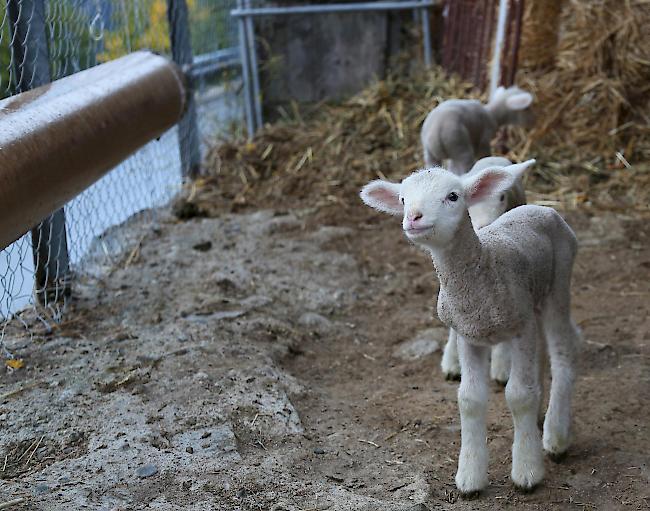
[0,0,242,349]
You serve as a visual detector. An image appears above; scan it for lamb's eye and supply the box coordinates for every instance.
[447,192,459,202]
[400,197,405,205]
[500,194,505,202]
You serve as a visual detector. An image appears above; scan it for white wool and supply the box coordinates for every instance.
[360,161,580,494]
[442,156,528,384]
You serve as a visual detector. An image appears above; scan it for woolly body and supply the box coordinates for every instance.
[360,162,580,495]
[435,205,575,345]
[421,87,534,174]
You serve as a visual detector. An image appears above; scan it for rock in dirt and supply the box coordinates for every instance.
[172,198,206,220]
[192,241,213,252]
[392,328,445,361]
[33,483,50,495]
[173,425,239,456]
[136,464,158,478]
[298,312,333,333]
[313,447,326,455]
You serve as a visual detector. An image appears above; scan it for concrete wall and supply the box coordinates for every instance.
[256,4,410,113]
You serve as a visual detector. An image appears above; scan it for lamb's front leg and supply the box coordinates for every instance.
[441,328,462,380]
[455,337,490,495]
[507,323,545,491]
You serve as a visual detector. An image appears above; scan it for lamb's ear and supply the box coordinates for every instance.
[360,180,403,215]
[505,91,533,110]
[491,86,506,102]
[463,159,535,205]
[463,167,515,206]
[505,159,536,180]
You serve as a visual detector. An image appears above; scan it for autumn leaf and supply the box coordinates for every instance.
[5,359,24,370]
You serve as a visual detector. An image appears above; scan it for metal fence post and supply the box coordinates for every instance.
[421,1,432,67]
[7,0,71,308]
[244,0,263,129]
[166,0,202,178]
[237,0,256,137]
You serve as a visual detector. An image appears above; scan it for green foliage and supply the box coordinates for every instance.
[0,1,96,99]
[0,0,236,99]
[98,0,172,62]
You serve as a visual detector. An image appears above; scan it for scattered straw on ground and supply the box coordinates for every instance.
[179,1,650,219]
[178,59,647,219]
[183,67,476,216]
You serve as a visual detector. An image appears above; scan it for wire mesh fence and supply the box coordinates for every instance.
[0,0,242,347]
[0,0,518,351]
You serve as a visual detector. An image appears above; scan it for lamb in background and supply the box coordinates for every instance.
[360,160,580,494]
[421,86,534,174]
[442,156,527,384]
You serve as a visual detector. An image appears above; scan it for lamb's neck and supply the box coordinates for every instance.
[427,215,493,292]
[484,102,508,127]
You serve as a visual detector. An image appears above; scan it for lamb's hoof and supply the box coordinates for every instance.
[459,490,481,500]
[546,450,568,463]
[490,360,510,385]
[514,482,540,494]
[543,428,571,460]
[444,372,461,382]
[511,457,544,492]
[493,377,508,388]
[455,465,487,497]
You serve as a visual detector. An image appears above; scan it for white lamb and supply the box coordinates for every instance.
[442,156,526,384]
[360,160,580,494]
[421,86,534,174]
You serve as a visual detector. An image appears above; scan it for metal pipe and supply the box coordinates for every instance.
[231,1,437,18]
[244,0,263,129]
[237,0,255,137]
[0,51,187,250]
[191,48,240,78]
[490,0,509,96]
[421,5,432,67]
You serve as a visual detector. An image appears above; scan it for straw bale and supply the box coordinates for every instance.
[515,0,650,161]
[519,0,563,70]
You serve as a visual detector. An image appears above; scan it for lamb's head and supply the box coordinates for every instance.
[488,86,534,127]
[360,160,536,249]
[466,157,529,229]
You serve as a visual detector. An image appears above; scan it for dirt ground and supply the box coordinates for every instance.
[0,197,648,510]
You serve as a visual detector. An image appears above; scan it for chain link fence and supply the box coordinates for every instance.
[0,0,242,347]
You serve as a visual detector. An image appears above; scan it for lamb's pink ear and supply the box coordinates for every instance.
[505,159,536,180]
[463,159,535,206]
[360,180,403,215]
[463,167,514,206]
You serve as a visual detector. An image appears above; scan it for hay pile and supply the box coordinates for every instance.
[518,0,563,71]
[516,0,650,163]
[181,1,650,218]
[184,68,476,216]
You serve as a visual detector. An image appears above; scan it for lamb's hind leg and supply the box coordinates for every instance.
[441,328,462,380]
[507,321,545,491]
[490,341,511,385]
[541,299,580,460]
[455,337,490,495]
